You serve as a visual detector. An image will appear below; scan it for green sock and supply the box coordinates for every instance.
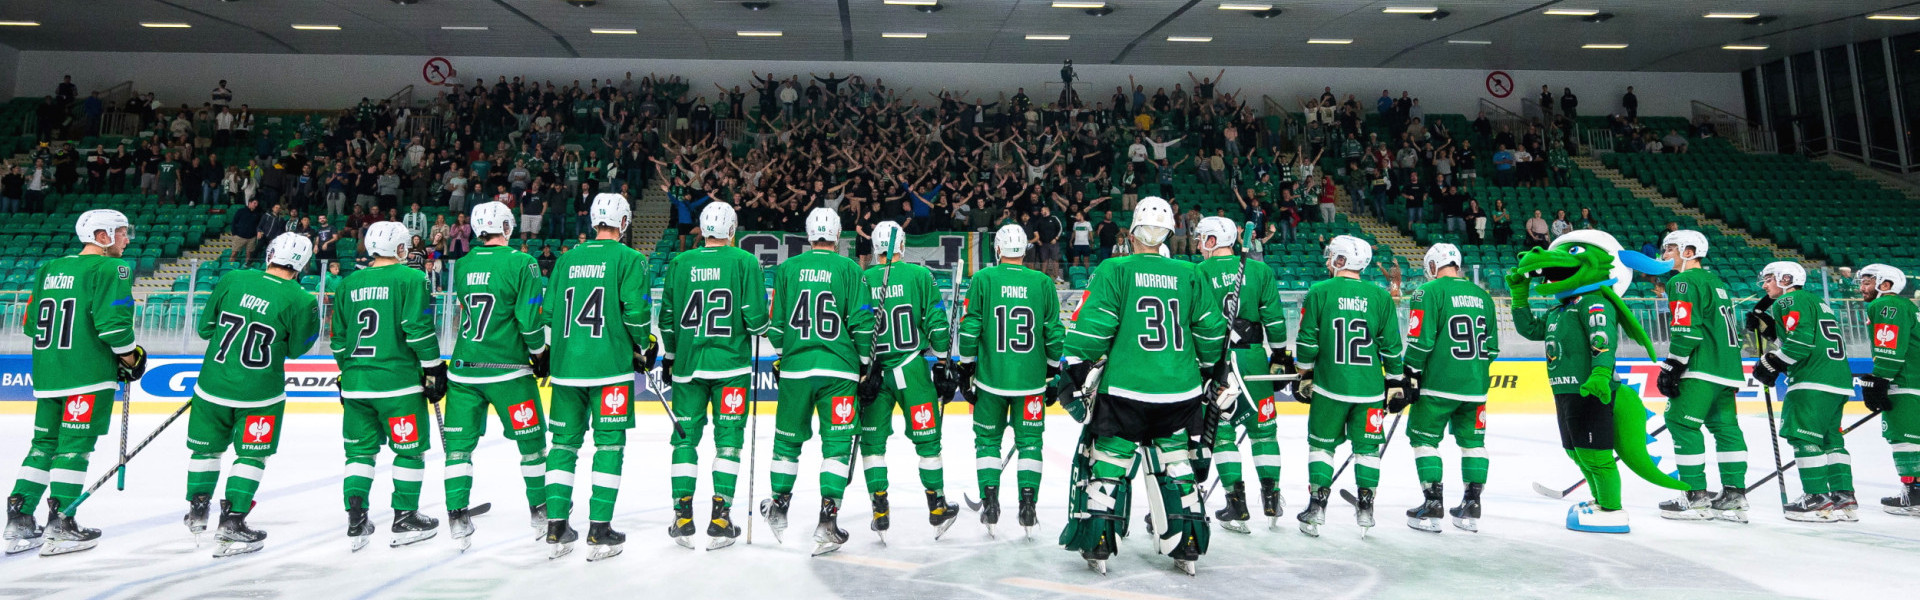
[186,452,222,500]
[225,457,266,509]
[343,455,376,510]
[392,454,425,511]
[1461,446,1490,484]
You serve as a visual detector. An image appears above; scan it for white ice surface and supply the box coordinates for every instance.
[2,411,1917,599]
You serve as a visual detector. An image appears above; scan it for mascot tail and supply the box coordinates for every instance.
[1609,383,1688,491]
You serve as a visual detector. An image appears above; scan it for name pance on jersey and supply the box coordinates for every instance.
[570,264,607,278]
[350,287,390,302]
[1001,286,1028,299]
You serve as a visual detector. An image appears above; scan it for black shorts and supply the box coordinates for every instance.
[677,222,696,235]
[1554,391,1614,450]
[1089,395,1203,444]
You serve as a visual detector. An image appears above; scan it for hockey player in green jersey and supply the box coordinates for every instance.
[1402,244,1498,533]
[1507,230,1685,534]
[1855,265,1920,515]
[956,224,1065,538]
[542,193,654,561]
[1750,261,1861,522]
[657,202,768,551]
[330,221,446,551]
[445,201,550,549]
[761,208,876,556]
[6,209,148,556]
[857,220,960,543]
[185,233,321,557]
[1293,234,1408,538]
[1653,230,1751,523]
[1191,217,1293,534]
[1059,196,1227,575]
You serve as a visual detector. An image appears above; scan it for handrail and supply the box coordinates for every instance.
[94,81,135,110]
[1691,100,1776,154]
[386,84,415,110]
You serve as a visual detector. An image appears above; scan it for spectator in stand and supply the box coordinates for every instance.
[1662,130,1690,153]
[24,159,50,213]
[521,181,546,240]
[1577,206,1598,230]
[1070,211,1092,270]
[1525,209,1549,248]
[403,202,429,239]
[1442,184,1467,235]
[212,80,233,108]
[1621,86,1638,121]
[1317,174,1338,224]
[1465,199,1487,244]
[537,245,558,277]
[1560,87,1578,120]
[1538,85,1555,122]
[1550,209,1572,238]
[1030,204,1064,281]
[447,212,473,260]
[1492,144,1516,187]
[0,166,21,213]
[1094,210,1120,263]
[232,198,263,264]
[1489,199,1512,245]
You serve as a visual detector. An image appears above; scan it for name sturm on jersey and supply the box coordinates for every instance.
[691,267,722,282]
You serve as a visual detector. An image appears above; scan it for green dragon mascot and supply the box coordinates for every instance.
[1506,230,1688,533]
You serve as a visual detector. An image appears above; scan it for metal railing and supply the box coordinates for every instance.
[1691,100,1777,154]
[1478,98,1529,144]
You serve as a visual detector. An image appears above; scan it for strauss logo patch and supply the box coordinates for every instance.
[600,386,629,416]
[1365,408,1385,434]
[510,400,540,430]
[63,394,94,423]
[244,415,276,443]
[1406,309,1424,338]
[830,396,855,425]
[1257,396,1276,423]
[1875,323,1901,350]
[910,403,936,431]
[719,387,748,416]
[1023,395,1044,421]
[388,414,418,444]
[1670,301,1693,326]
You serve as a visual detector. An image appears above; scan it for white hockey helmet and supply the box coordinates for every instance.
[264,232,315,273]
[1325,235,1373,272]
[589,193,631,231]
[1857,263,1908,296]
[1759,261,1807,290]
[75,209,132,247]
[700,202,737,240]
[364,221,412,259]
[1194,216,1237,254]
[872,220,905,258]
[1131,196,1175,247]
[805,207,842,243]
[1661,229,1709,262]
[994,224,1029,258]
[1424,243,1463,279]
[470,201,515,238]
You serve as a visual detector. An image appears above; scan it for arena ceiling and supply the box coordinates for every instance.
[0,0,1916,72]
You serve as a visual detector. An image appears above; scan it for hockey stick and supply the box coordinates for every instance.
[964,443,1021,512]
[116,383,129,491]
[63,400,193,516]
[745,335,761,545]
[644,370,690,440]
[1336,411,1406,506]
[1529,424,1671,500]
[1741,410,1881,495]
[1757,336,1790,507]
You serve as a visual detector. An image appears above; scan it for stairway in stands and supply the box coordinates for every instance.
[1819,155,1920,204]
[1333,186,1425,262]
[133,234,242,299]
[631,188,671,249]
[1575,155,1813,265]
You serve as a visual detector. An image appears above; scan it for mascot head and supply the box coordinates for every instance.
[1517,230,1671,298]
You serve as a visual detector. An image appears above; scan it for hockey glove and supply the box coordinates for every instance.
[933,360,958,404]
[1045,362,1061,381]
[1293,369,1315,404]
[1269,348,1297,374]
[422,362,449,404]
[116,345,148,382]
[1863,376,1893,413]
[1745,309,1778,342]
[529,348,551,381]
[660,357,676,379]
[1752,352,1787,388]
[1065,360,1095,393]
[857,362,884,408]
[1656,358,1686,399]
[1385,375,1411,414]
[1229,317,1264,348]
[955,361,978,405]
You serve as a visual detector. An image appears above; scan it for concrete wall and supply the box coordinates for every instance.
[13,51,1740,118]
[0,43,17,104]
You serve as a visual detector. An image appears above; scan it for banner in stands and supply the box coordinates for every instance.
[737,231,975,273]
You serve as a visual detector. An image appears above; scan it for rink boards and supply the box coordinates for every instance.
[0,355,1875,415]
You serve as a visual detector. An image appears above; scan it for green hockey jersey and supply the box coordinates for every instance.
[544,239,652,387]
[1511,291,1618,396]
[957,262,1065,396]
[863,260,952,369]
[1066,254,1227,403]
[658,245,770,382]
[1868,293,1920,397]
[1296,277,1406,403]
[195,269,321,407]
[27,254,137,398]
[1665,268,1743,388]
[450,245,548,385]
[1404,276,1498,402]
[769,249,875,381]
[1195,255,1288,399]
[329,263,442,398]
[1769,289,1854,396]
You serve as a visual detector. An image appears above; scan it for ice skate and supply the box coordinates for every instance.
[1079,531,1116,575]
[1354,487,1376,537]
[5,494,43,555]
[1215,482,1251,534]
[811,497,849,557]
[1565,501,1630,533]
[1259,478,1284,530]
[212,500,266,558]
[978,485,1000,538]
[39,499,100,556]
[1168,527,1201,576]
[868,491,890,544]
[759,492,792,544]
[1451,482,1483,532]
[706,496,740,551]
[528,503,548,536]
[585,521,624,561]
[1710,486,1749,523]
[345,497,373,552]
[1659,489,1715,521]
[1784,493,1836,523]
[546,518,578,559]
[1296,486,1329,537]
[926,490,960,541]
[1828,490,1860,522]
[1017,487,1039,539]
[669,495,696,550]
[389,509,440,547]
[1881,481,1920,517]
[1406,482,1444,533]
[448,507,475,551]
[184,492,211,543]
